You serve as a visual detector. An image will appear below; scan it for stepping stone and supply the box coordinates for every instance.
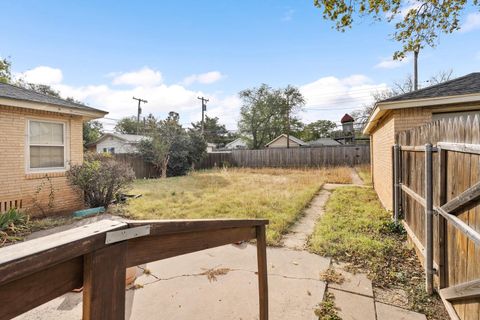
[375,302,427,320]
[329,263,373,297]
[329,288,376,320]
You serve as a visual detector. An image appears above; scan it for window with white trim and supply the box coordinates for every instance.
[28,120,66,170]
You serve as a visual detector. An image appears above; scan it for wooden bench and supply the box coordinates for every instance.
[0,218,269,320]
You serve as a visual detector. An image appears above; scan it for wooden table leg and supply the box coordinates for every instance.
[83,242,127,320]
[256,225,268,320]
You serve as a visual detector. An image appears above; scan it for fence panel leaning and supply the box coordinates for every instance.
[198,145,370,169]
[394,115,480,320]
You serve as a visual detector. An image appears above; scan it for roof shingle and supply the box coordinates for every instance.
[381,72,480,103]
[0,82,106,114]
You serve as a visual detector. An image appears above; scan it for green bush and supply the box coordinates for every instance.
[67,153,135,209]
[0,208,28,232]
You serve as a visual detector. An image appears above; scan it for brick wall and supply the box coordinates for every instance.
[371,107,433,210]
[0,106,84,217]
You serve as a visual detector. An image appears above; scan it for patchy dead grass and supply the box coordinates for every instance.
[355,164,372,186]
[200,267,231,282]
[319,268,345,284]
[122,167,352,245]
[309,187,448,320]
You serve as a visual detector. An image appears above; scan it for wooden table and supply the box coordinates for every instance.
[0,218,269,320]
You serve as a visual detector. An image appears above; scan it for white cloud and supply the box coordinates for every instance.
[17,66,63,85]
[461,12,480,33]
[282,9,295,22]
[183,71,224,85]
[299,75,388,124]
[112,67,163,87]
[374,56,411,69]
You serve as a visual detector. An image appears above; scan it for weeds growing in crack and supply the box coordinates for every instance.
[314,292,341,320]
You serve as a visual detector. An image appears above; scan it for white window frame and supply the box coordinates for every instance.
[26,119,68,173]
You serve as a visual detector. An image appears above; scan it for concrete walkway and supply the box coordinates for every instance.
[279,169,427,320]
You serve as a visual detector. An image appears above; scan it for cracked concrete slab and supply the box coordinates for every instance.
[375,302,427,320]
[15,244,330,320]
[329,288,376,320]
[328,262,373,297]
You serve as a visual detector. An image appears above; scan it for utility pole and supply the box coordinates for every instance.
[133,97,148,134]
[413,49,419,91]
[286,96,290,149]
[197,96,209,135]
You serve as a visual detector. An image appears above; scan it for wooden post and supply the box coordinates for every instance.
[256,225,269,320]
[393,144,401,223]
[83,242,127,320]
[425,143,434,295]
[438,148,448,289]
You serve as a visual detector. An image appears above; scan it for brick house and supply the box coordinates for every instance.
[363,73,480,210]
[0,83,107,216]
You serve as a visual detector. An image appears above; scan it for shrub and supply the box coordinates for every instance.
[0,208,28,232]
[67,153,135,209]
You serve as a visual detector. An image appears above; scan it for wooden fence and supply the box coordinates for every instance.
[197,145,370,169]
[394,115,480,320]
[113,154,160,179]
[0,218,269,319]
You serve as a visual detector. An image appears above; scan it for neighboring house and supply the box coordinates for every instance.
[0,82,107,216]
[206,143,217,153]
[224,137,248,150]
[363,72,480,210]
[90,133,147,154]
[265,134,308,148]
[308,138,341,146]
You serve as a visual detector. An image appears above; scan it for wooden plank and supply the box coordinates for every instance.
[440,279,480,301]
[401,183,426,207]
[400,145,427,152]
[0,219,127,286]
[437,141,480,155]
[126,219,268,236]
[438,148,448,289]
[83,242,127,320]
[0,257,83,320]
[439,290,462,320]
[126,227,257,267]
[436,205,480,247]
[256,225,269,320]
[441,181,480,215]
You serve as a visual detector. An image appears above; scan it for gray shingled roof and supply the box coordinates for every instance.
[381,72,480,103]
[0,82,106,114]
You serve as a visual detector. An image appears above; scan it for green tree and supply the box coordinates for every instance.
[0,58,12,84]
[138,112,206,178]
[299,120,337,141]
[115,116,140,134]
[191,115,230,146]
[314,0,476,59]
[83,121,103,148]
[238,84,305,149]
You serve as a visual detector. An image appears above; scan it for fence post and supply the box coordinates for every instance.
[438,147,448,289]
[425,143,434,295]
[393,144,401,224]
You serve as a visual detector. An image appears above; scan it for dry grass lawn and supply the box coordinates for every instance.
[123,167,352,245]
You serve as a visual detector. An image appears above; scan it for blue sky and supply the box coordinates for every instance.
[1,1,480,130]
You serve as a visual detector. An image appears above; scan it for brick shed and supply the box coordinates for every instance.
[363,72,480,210]
[0,83,107,216]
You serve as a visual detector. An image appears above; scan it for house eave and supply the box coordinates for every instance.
[363,93,480,135]
[0,97,108,120]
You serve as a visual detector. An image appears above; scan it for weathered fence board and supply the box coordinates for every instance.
[113,154,160,179]
[198,145,369,169]
[396,115,480,320]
